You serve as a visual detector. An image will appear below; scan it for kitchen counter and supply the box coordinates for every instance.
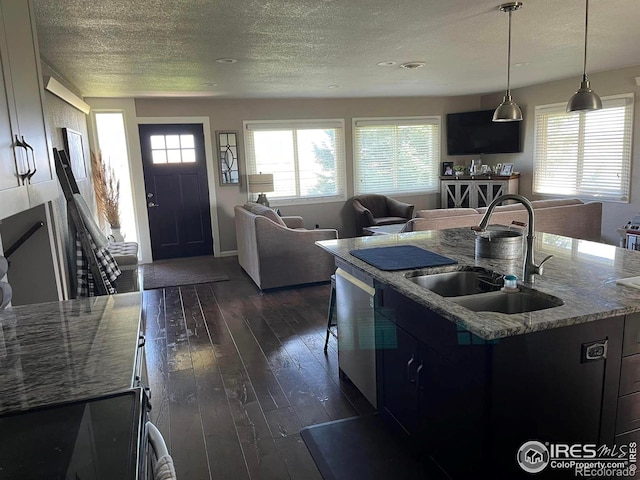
[0,293,142,415]
[317,228,640,340]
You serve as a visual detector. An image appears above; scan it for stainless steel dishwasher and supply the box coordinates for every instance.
[335,266,377,408]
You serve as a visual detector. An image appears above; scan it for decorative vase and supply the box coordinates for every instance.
[110,226,124,242]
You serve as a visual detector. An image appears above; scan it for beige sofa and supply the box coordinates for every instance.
[234,203,338,290]
[409,198,602,242]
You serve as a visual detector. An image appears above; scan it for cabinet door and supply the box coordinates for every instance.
[474,182,489,208]
[0,3,28,220]
[379,321,419,435]
[441,181,471,208]
[0,0,56,206]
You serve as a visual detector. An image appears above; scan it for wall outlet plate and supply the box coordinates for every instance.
[581,340,608,362]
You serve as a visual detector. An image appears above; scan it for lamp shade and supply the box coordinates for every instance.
[248,173,274,193]
[493,93,523,122]
[567,78,602,112]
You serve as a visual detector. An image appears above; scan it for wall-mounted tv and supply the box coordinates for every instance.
[446,109,522,155]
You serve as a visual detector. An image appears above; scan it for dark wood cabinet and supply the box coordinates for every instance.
[376,283,626,478]
[378,322,418,431]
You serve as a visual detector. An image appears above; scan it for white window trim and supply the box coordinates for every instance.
[243,118,347,207]
[533,93,634,203]
[352,116,441,196]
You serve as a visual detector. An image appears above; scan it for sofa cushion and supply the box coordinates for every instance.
[243,202,287,227]
[415,208,478,219]
[477,198,584,214]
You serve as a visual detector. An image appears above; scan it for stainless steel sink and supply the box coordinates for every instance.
[406,265,564,314]
[451,289,564,314]
[406,266,503,297]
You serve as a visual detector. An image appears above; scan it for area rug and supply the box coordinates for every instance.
[300,414,445,480]
[142,256,229,290]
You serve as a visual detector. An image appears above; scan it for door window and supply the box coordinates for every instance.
[150,134,196,164]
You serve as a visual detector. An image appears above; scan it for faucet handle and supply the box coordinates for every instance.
[535,254,554,275]
[470,225,484,232]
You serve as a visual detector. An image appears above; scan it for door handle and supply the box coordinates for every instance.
[416,362,425,391]
[13,135,30,184]
[147,192,154,198]
[407,355,416,383]
[21,136,37,183]
[148,202,159,208]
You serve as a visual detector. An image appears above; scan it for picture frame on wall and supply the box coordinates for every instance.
[62,127,87,180]
[500,163,514,176]
[442,161,454,176]
[216,131,241,185]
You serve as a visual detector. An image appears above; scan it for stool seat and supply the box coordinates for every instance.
[324,274,337,352]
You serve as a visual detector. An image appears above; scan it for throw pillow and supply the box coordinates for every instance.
[244,203,287,227]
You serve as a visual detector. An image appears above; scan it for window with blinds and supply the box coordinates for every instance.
[244,119,346,205]
[353,117,441,195]
[533,94,634,202]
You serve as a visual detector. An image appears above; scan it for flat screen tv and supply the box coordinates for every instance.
[446,109,522,155]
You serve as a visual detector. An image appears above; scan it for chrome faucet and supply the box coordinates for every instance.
[472,194,553,281]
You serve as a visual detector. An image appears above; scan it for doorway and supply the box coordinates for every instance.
[139,124,213,260]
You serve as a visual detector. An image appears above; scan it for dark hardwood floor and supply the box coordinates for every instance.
[142,256,374,479]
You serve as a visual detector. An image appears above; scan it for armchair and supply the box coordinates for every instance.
[352,194,414,235]
[234,204,338,290]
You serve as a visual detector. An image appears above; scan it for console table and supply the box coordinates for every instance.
[440,174,519,209]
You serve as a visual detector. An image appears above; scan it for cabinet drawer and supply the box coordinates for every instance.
[616,391,640,434]
[620,355,640,396]
[623,313,640,357]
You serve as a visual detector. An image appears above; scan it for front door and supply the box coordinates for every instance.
[139,124,213,260]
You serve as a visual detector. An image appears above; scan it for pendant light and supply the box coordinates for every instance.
[567,0,602,112]
[493,2,523,122]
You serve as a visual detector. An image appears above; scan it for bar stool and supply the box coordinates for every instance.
[324,274,337,352]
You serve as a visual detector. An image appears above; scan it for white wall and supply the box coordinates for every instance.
[480,65,640,245]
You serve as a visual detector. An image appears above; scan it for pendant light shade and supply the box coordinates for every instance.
[567,0,602,112]
[493,92,523,122]
[493,2,524,122]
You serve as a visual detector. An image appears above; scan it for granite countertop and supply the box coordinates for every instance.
[0,293,142,415]
[317,228,640,340]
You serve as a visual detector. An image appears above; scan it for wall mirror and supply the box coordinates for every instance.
[216,131,240,185]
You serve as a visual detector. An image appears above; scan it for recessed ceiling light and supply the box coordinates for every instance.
[328,84,340,89]
[514,62,530,67]
[216,58,238,64]
[201,82,218,87]
[377,61,397,67]
[400,62,426,70]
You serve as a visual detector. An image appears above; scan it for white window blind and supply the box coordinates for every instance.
[353,117,441,195]
[533,94,634,202]
[244,119,346,205]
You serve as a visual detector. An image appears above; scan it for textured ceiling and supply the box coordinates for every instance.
[32,0,640,99]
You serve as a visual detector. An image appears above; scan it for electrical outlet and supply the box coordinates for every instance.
[581,340,608,362]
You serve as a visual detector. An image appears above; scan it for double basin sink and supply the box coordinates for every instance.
[405,266,564,314]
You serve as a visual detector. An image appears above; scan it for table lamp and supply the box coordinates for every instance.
[248,173,274,207]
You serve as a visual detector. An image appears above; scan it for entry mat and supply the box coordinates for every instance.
[349,245,458,271]
[300,414,447,480]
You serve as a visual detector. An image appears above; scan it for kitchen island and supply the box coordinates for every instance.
[317,228,640,478]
